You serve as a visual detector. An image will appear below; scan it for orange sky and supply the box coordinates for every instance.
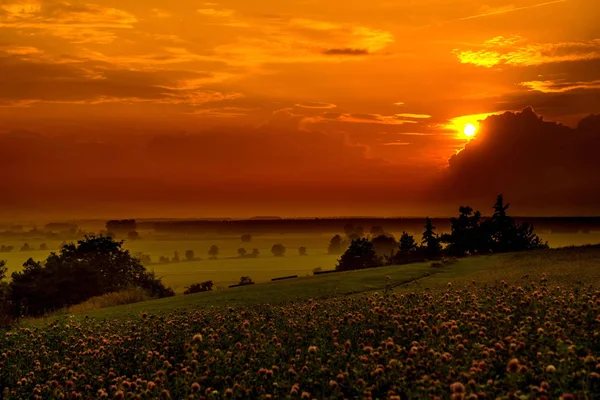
[0,0,599,220]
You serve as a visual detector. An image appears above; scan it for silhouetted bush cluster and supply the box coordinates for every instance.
[336,195,547,271]
[0,235,174,320]
[184,280,214,295]
[0,245,14,253]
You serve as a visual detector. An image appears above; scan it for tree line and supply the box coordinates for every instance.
[335,195,548,271]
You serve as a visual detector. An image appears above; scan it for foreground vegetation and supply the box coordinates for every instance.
[1,246,600,399]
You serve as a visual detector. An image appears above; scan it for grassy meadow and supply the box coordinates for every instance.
[4,245,600,399]
[1,230,599,293]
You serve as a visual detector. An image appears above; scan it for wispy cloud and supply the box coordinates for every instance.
[396,113,431,119]
[521,79,600,93]
[295,102,337,109]
[0,1,138,43]
[459,0,567,21]
[454,38,600,67]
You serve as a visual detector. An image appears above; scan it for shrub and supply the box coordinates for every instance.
[271,244,286,257]
[184,280,214,295]
[239,276,254,285]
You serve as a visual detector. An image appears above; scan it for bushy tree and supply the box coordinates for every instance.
[9,235,173,316]
[20,243,31,252]
[251,248,260,258]
[208,245,219,260]
[399,232,418,255]
[271,244,286,257]
[241,234,252,243]
[328,235,344,255]
[336,238,381,271]
[171,251,180,263]
[39,243,48,251]
[421,217,442,259]
[185,250,195,262]
[442,206,488,257]
[298,246,307,256]
[238,248,248,257]
[371,234,398,257]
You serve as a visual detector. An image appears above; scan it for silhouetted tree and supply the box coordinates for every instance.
[271,244,286,257]
[371,234,398,257]
[127,231,140,241]
[172,251,180,263]
[185,250,195,262]
[336,238,381,271]
[328,235,344,255]
[0,245,14,253]
[20,243,31,252]
[399,232,417,254]
[421,217,442,259]
[238,248,248,257]
[441,206,489,257]
[208,245,219,260]
[298,246,307,256]
[251,248,260,258]
[39,243,48,251]
[241,234,252,243]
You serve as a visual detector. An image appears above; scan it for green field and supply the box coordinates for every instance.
[4,246,600,399]
[2,231,599,293]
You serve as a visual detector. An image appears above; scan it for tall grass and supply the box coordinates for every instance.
[65,287,150,314]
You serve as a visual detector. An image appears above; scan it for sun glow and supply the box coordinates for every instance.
[464,123,477,137]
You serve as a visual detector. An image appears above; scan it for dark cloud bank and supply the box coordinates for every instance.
[0,108,599,218]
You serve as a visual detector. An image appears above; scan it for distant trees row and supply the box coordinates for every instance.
[336,195,548,271]
[140,244,309,265]
[0,243,49,253]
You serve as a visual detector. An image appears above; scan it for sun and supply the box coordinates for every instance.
[463,123,477,138]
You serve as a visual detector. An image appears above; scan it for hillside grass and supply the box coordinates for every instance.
[29,245,600,326]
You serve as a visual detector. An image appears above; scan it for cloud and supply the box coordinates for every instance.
[520,79,600,93]
[396,113,431,119]
[0,0,138,43]
[454,38,600,68]
[197,8,234,17]
[294,102,337,109]
[305,113,420,126]
[459,0,567,21]
[0,51,242,106]
[432,108,600,213]
[322,48,369,56]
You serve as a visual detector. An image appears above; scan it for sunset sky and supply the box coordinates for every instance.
[0,0,599,221]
